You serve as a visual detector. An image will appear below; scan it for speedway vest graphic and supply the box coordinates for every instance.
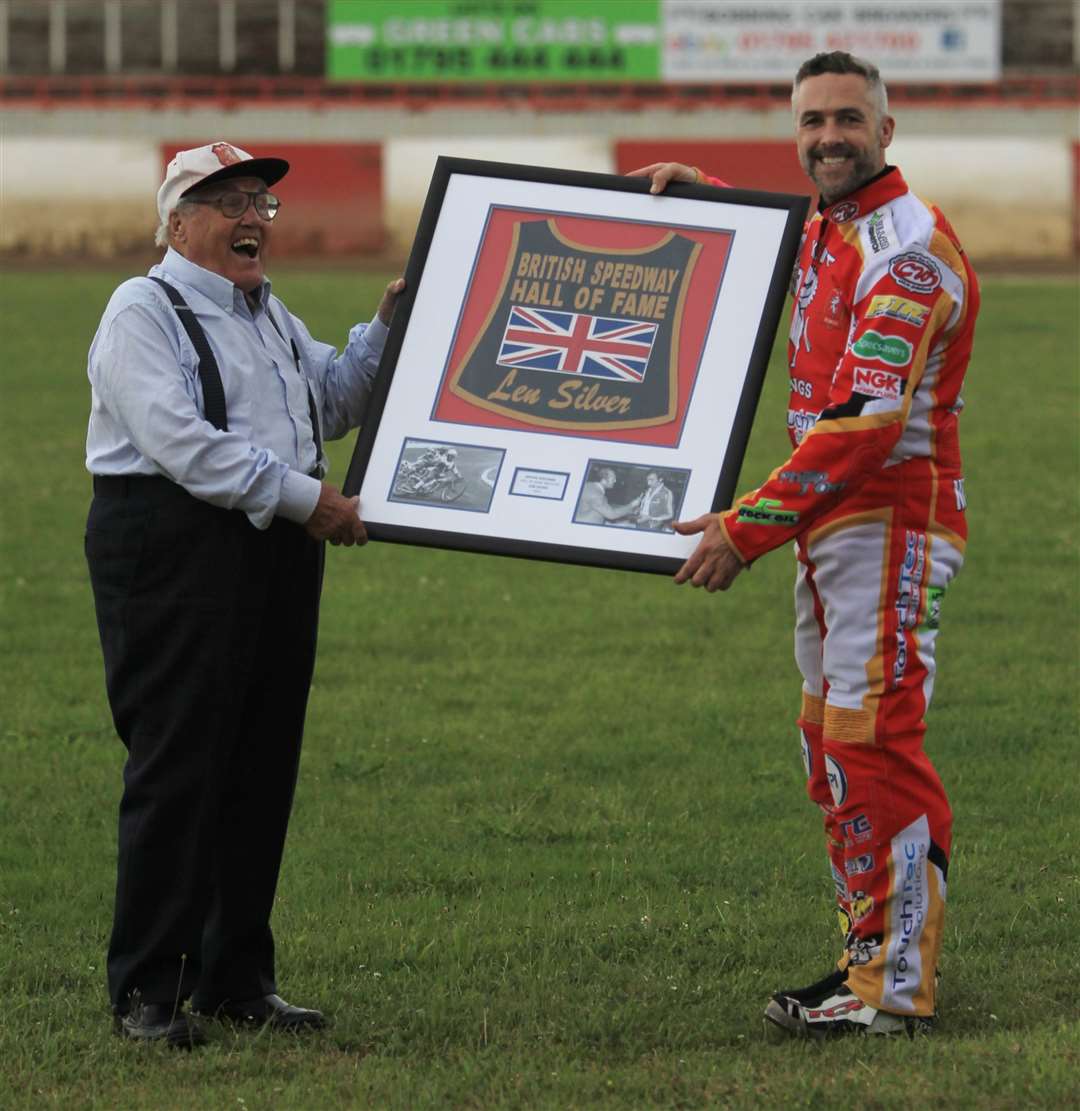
[446,218,702,433]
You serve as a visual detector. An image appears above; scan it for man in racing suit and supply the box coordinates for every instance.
[634,51,979,1037]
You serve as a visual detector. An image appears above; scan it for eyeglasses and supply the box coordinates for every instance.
[187,190,281,221]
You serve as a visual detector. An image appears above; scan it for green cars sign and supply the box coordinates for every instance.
[327,0,661,82]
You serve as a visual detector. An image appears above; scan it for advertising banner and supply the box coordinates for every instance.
[329,0,999,84]
[662,1,1001,82]
[327,0,662,82]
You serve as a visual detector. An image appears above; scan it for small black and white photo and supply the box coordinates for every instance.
[389,438,505,514]
[572,460,690,533]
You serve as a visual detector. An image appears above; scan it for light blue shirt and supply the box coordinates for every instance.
[86,248,388,529]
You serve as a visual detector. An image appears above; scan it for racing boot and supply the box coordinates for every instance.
[763,965,934,1040]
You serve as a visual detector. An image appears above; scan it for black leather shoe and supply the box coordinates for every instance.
[201,993,327,1031]
[114,1001,207,1048]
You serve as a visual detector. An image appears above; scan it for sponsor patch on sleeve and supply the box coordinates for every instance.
[851,330,913,367]
[888,252,942,294]
[865,210,895,254]
[865,294,930,328]
[852,366,904,401]
[736,497,799,526]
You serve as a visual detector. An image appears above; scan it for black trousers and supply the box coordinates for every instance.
[85,477,324,1011]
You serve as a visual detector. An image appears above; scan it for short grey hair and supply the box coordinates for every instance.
[154,198,197,247]
[791,51,889,121]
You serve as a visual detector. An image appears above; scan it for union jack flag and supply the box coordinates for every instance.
[496,306,656,383]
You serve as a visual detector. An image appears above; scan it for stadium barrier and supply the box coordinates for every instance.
[1,77,1077,261]
[2,75,1078,110]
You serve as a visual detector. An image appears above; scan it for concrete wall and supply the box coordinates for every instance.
[3,138,160,256]
[888,136,1074,258]
[1,105,1077,260]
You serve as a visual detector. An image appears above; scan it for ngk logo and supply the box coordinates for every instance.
[853,366,903,401]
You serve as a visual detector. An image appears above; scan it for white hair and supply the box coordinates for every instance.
[153,198,197,248]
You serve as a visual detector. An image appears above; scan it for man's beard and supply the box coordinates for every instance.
[805,144,879,204]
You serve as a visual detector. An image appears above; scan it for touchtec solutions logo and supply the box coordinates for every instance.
[884,816,932,1012]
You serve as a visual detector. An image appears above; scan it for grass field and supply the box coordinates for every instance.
[1,268,1077,1109]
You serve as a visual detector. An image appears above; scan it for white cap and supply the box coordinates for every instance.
[156,142,289,223]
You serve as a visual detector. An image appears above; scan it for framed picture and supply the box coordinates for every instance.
[343,157,807,575]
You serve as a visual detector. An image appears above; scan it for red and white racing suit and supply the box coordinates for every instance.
[707,166,979,1016]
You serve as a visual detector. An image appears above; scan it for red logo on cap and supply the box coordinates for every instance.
[211,143,243,167]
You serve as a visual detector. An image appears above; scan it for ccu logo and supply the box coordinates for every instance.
[889,252,942,294]
[853,366,903,401]
[825,753,848,807]
[830,201,860,223]
[800,731,813,778]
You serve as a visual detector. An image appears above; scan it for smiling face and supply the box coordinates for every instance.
[169,175,273,291]
[794,73,894,205]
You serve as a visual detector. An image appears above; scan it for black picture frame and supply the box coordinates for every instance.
[344,156,807,575]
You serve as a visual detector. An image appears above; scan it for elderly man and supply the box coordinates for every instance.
[85,142,403,1046]
[576,466,639,525]
[634,51,979,1038]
